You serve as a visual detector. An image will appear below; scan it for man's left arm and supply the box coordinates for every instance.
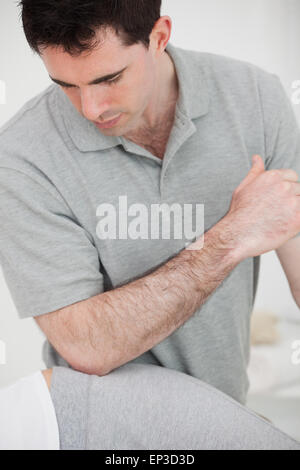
[260,72,300,306]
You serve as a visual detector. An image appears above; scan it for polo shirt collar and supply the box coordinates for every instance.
[56,41,210,154]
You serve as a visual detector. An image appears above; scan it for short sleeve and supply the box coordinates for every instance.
[263,74,300,238]
[0,167,104,318]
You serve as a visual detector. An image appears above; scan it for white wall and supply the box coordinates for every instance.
[1,0,300,386]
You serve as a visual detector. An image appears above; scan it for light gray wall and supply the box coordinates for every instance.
[1,0,300,386]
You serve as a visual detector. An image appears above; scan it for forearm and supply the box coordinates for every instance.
[48,216,240,376]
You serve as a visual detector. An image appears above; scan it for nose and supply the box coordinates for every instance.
[80,86,112,122]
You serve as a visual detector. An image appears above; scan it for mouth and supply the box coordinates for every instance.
[95,114,122,129]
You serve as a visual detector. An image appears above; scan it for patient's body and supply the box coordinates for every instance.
[1,364,300,450]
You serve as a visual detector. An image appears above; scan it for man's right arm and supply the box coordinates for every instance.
[35,155,300,376]
[35,216,240,376]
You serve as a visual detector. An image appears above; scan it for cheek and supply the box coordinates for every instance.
[118,80,145,110]
[126,62,151,104]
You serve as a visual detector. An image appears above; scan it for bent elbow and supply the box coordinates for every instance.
[65,348,111,377]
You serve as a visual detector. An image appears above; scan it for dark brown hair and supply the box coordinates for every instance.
[18,0,162,56]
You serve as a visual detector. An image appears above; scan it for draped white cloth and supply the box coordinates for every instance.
[0,371,59,450]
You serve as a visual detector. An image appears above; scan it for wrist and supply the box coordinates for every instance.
[213,214,247,264]
[187,215,245,265]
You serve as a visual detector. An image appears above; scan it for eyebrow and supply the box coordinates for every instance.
[49,66,128,87]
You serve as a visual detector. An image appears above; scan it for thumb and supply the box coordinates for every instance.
[236,155,265,192]
[251,154,265,169]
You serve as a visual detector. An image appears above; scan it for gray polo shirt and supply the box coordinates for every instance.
[1,42,300,404]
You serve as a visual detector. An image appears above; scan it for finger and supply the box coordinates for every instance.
[236,155,265,193]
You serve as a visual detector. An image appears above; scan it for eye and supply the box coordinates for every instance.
[106,74,122,86]
[59,74,122,90]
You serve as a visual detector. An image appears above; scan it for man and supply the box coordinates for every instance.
[1,0,300,421]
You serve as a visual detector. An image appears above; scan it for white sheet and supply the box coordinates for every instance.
[0,370,59,450]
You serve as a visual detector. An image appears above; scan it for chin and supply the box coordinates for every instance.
[103,128,123,136]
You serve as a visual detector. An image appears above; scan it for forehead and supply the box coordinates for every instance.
[40,27,142,77]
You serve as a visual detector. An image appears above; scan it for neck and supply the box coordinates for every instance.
[126,49,179,138]
[150,49,179,126]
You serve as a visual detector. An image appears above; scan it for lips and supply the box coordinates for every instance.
[95,114,122,129]
[99,115,120,124]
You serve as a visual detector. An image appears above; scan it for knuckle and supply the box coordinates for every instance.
[267,169,281,181]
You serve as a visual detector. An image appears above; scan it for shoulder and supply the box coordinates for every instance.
[0,84,69,198]
[185,47,279,85]
[175,44,285,112]
[0,84,62,172]
[187,48,286,122]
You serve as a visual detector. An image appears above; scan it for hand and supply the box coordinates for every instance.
[224,154,300,259]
